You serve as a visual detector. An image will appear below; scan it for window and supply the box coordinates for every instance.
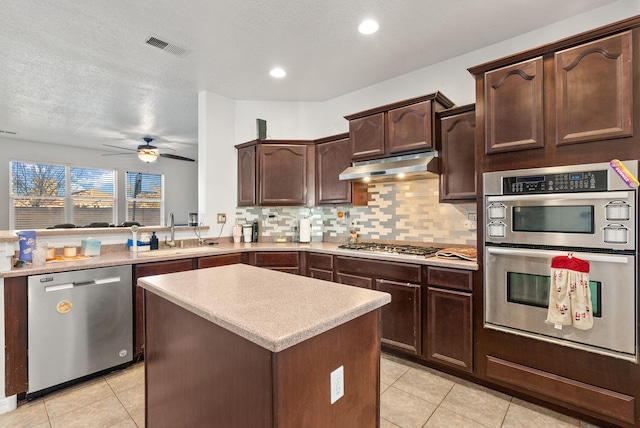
[126,172,164,225]
[10,161,116,229]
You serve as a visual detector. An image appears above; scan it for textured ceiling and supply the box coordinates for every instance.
[0,0,619,161]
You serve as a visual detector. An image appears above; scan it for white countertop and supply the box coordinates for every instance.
[1,241,478,278]
[138,264,391,352]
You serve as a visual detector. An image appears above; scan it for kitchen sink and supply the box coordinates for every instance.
[135,246,222,257]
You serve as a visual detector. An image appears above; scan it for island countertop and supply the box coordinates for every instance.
[137,263,391,353]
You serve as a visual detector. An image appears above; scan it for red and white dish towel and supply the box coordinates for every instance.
[546,254,593,330]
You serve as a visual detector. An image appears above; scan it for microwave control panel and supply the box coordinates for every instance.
[503,170,608,194]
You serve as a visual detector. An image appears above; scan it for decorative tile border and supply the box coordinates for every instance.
[236,179,476,245]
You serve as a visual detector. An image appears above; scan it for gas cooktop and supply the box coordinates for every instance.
[337,242,444,257]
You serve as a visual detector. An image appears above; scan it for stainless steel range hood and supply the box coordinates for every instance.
[339,152,439,182]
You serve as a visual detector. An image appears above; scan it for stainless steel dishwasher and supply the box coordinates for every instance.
[28,265,133,393]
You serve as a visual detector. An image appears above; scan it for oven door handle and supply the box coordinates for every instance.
[486,246,630,263]
[486,191,631,202]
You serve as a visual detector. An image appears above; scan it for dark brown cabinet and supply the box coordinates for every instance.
[345,93,454,162]
[437,104,476,202]
[236,140,314,206]
[424,266,473,372]
[237,146,256,206]
[315,134,353,205]
[306,252,334,281]
[251,251,300,275]
[133,259,196,357]
[197,253,244,269]
[483,57,544,154]
[555,31,632,146]
[335,256,422,355]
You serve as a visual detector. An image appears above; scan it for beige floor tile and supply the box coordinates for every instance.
[424,406,488,428]
[381,386,437,428]
[502,398,582,428]
[380,417,402,428]
[381,381,391,394]
[108,419,139,428]
[393,367,455,405]
[0,398,49,428]
[116,383,145,427]
[48,395,130,428]
[439,383,511,428]
[44,378,115,419]
[105,363,145,394]
[381,357,411,386]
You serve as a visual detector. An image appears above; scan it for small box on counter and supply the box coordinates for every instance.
[127,239,150,252]
[80,239,102,256]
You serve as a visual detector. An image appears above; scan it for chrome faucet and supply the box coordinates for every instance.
[166,212,176,247]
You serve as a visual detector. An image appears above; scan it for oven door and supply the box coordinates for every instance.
[485,246,636,361]
[485,191,636,251]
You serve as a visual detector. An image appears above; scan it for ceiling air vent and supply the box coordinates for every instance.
[144,34,189,58]
[0,130,17,135]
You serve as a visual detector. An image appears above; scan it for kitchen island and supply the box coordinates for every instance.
[137,263,391,428]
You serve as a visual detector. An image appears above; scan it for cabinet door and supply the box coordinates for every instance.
[484,57,544,154]
[198,253,243,269]
[316,138,352,204]
[426,287,472,372]
[237,146,256,206]
[439,108,476,202]
[555,31,632,146]
[388,101,433,154]
[349,113,385,160]
[375,279,421,355]
[134,259,195,357]
[336,272,373,289]
[259,145,308,205]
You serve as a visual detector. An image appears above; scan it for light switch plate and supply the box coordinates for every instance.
[330,365,344,404]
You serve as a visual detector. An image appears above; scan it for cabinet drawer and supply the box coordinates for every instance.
[336,273,373,289]
[335,256,421,283]
[307,252,333,270]
[265,267,300,275]
[309,268,334,282]
[427,266,473,292]
[198,253,243,269]
[254,252,299,267]
[135,259,196,277]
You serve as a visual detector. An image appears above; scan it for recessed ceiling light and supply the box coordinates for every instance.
[270,68,286,78]
[358,19,379,35]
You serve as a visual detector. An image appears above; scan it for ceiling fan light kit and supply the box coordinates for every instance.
[137,145,159,163]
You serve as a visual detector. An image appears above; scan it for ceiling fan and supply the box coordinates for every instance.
[103,137,195,163]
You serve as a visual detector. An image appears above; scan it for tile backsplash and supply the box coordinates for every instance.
[236,179,476,246]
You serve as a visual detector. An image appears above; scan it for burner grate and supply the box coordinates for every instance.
[337,242,443,257]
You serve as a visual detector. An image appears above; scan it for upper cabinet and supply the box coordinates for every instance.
[315,134,353,205]
[437,104,476,202]
[236,140,315,207]
[555,31,632,146]
[345,93,454,162]
[470,26,637,169]
[484,57,544,154]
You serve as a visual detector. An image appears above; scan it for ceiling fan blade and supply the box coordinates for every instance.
[159,153,196,162]
[103,143,137,152]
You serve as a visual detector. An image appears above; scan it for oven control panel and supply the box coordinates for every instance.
[503,170,608,194]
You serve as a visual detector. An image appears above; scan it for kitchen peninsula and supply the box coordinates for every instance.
[137,264,391,428]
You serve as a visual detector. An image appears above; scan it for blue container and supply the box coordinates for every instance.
[17,230,36,262]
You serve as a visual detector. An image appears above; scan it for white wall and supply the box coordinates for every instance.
[0,136,198,230]
[200,0,640,228]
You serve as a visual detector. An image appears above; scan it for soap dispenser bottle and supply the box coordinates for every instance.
[150,232,159,250]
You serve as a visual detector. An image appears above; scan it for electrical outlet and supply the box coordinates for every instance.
[217,213,226,224]
[330,366,344,404]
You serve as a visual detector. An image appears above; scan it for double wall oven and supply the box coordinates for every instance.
[483,161,638,362]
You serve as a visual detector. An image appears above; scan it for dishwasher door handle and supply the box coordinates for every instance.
[45,276,121,292]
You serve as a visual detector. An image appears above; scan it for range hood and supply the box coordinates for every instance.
[339,152,439,182]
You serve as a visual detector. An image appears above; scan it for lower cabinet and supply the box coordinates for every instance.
[251,251,300,275]
[133,259,197,358]
[424,266,473,372]
[306,252,334,281]
[335,256,422,356]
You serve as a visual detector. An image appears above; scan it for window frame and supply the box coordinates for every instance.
[9,160,117,229]
[125,171,165,226]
